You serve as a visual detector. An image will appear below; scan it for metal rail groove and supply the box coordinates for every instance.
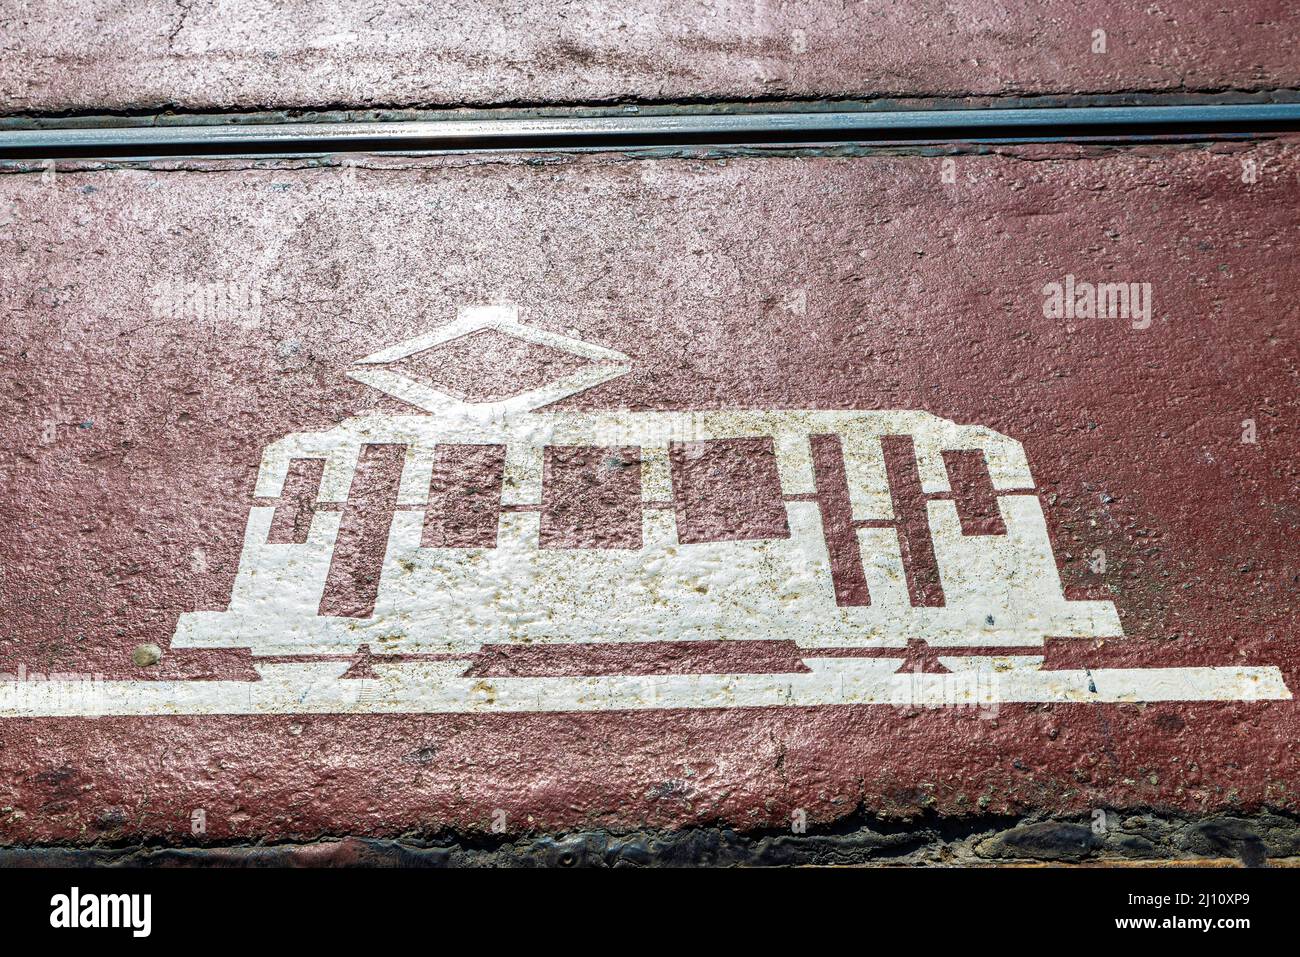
[2,103,1299,159]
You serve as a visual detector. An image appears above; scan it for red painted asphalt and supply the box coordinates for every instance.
[1,1,1298,113]
[0,138,1297,842]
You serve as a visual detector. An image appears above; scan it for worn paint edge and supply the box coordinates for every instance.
[5,812,1300,867]
[5,87,1300,125]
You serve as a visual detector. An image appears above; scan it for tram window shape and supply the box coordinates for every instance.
[670,437,791,544]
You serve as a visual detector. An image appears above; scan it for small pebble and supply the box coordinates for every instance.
[132,643,162,667]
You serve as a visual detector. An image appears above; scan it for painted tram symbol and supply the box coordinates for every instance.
[7,304,1283,717]
[172,304,1123,663]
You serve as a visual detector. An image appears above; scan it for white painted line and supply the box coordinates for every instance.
[0,660,1287,717]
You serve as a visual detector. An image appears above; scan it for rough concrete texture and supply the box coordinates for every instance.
[1,1,1298,114]
[1,138,1298,854]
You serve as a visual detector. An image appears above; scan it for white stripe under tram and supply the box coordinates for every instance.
[0,659,1289,717]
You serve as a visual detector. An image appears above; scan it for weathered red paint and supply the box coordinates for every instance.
[1,1,1298,113]
[0,137,1297,844]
